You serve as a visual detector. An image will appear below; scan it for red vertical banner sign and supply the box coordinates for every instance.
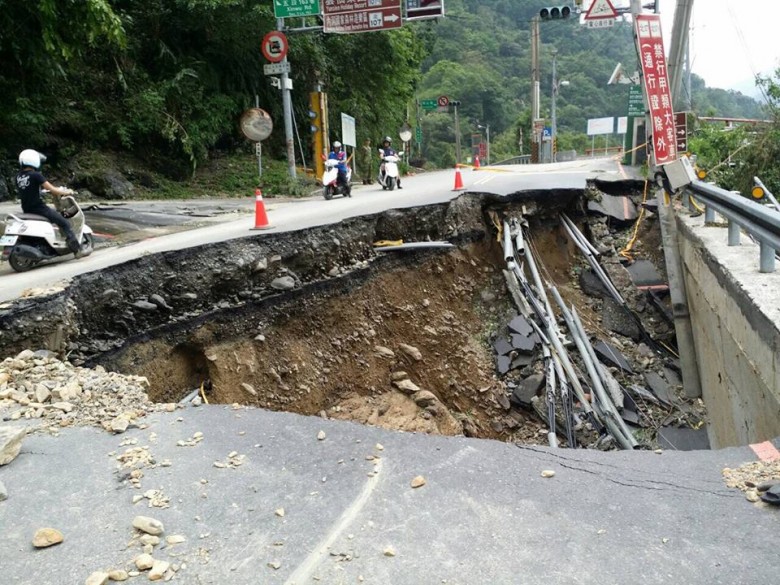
[634,14,677,165]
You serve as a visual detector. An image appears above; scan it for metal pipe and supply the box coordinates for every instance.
[704,203,715,223]
[503,223,514,262]
[570,307,637,449]
[561,214,601,257]
[179,388,200,405]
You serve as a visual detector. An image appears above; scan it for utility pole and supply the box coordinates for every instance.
[278,18,296,179]
[667,0,694,110]
[551,48,558,163]
[453,100,462,164]
[530,15,541,162]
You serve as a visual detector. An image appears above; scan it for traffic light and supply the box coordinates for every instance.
[539,5,572,19]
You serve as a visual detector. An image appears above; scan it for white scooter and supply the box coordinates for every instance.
[378,153,403,191]
[322,158,352,200]
[1,193,94,272]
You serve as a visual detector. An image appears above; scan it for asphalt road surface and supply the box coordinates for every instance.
[0,158,631,303]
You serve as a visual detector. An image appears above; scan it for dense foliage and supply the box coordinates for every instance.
[0,0,768,189]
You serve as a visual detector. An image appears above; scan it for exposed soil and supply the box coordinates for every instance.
[113,241,546,443]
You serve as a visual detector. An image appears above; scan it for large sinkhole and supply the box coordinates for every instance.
[68,186,696,450]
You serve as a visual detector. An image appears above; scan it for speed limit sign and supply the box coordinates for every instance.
[437,95,450,107]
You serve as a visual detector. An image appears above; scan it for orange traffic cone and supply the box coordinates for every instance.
[474,155,481,169]
[452,164,465,191]
[251,188,273,230]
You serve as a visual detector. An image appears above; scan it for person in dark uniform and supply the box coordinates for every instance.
[15,149,81,254]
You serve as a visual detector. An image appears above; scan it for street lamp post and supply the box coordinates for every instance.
[477,123,490,165]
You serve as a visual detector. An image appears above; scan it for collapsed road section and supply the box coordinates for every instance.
[0,183,702,449]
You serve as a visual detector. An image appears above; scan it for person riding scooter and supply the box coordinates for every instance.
[15,149,83,255]
[378,136,402,189]
[328,141,351,192]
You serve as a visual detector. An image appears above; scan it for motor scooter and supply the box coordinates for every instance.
[322,158,352,200]
[378,153,403,190]
[1,193,94,272]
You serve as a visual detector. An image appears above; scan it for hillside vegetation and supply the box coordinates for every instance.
[0,0,767,194]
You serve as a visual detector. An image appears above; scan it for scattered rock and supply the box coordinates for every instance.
[410,476,426,488]
[317,430,327,441]
[275,508,285,517]
[148,559,170,580]
[393,378,420,394]
[398,344,422,361]
[132,516,164,536]
[134,553,154,571]
[268,561,281,570]
[107,569,129,581]
[0,426,26,466]
[166,535,186,545]
[85,571,109,585]
[270,276,295,290]
[390,371,408,382]
[139,534,160,546]
[32,527,64,548]
[541,470,556,478]
[132,300,158,312]
[412,390,438,408]
[383,546,396,557]
[374,346,395,359]
[241,383,257,397]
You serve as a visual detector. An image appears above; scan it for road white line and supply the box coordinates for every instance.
[283,458,383,585]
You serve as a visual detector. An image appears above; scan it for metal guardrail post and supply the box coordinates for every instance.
[760,243,776,273]
[727,220,740,246]
[704,203,715,223]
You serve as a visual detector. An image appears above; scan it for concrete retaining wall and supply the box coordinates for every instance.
[677,213,780,448]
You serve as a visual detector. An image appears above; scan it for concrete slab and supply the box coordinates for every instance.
[657,426,711,451]
[1,407,778,585]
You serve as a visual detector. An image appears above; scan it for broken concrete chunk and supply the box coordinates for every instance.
[510,334,538,353]
[493,337,513,356]
[509,374,545,410]
[134,553,154,571]
[508,315,533,337]
[497,355,511,375]
[644,372,673,405]
[593,340,634,374]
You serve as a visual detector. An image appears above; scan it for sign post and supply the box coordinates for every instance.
[583,0,617,28]
[323,0,403,34]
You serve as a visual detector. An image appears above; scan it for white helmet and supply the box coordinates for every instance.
[333,141,342,148]
[19,149,46,169]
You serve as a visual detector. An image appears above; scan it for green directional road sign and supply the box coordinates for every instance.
[415,126,423,143]
[628,85,645,117]
[421,99,437,111]
[274,0,320,18]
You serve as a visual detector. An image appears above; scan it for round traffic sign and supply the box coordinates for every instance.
[437,95,450,107]
[240,108,273,142]
[262,31,288,63]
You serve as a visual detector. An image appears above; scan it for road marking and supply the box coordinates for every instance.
[284,458,383,584]
[750,441,780,462]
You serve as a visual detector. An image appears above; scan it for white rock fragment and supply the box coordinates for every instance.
[317,430,326,441]
[410,476,426,489]
[166,535,186,545]
[0,426,26,466]
[275,508,285,517]
[383,546,396,557]
[135,553,154,571]
[85,571,109,585]
[149,559,170,581]
[107,569,129,581]
[132,516,164,536]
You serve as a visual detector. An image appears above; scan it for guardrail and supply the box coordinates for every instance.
[492,155,532,166]
[686,180,780,273]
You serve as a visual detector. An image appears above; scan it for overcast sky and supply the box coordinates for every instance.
[656,0,780,95]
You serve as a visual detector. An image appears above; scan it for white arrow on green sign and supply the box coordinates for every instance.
[275,0,320,18]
